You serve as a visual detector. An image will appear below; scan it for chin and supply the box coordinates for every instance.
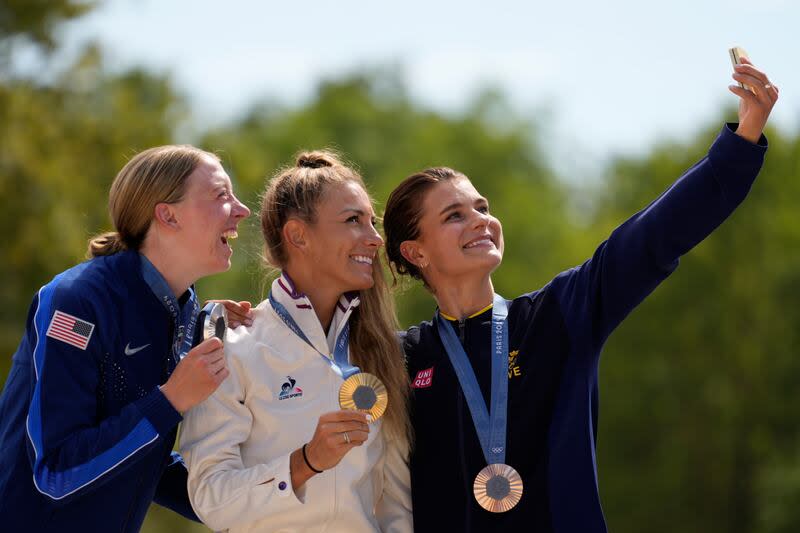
[344,271,376,292]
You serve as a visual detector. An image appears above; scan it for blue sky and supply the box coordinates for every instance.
[41,0,797,172]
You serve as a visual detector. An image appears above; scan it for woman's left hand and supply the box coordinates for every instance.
[207,299,254,328]
[730,57,779,144]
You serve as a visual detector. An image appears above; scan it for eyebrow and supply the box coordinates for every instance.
[439,198,488,216]
[439,202,463,216]
[338,208,374,217]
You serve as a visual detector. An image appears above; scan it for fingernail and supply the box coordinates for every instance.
[245,319,253,327]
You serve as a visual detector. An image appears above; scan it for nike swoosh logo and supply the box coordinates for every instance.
[124,343,151,356]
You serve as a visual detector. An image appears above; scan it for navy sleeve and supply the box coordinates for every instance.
[153,452,200,521]
[25,273,182,504]
[555,123,767,347]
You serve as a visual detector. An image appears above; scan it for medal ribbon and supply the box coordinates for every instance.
[268,290,360,379]
[436,293,509,465]
[140,254,199,362]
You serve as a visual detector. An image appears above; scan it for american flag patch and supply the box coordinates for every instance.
[46,310,95,350]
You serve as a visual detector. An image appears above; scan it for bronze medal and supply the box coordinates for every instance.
[473,463,523,513]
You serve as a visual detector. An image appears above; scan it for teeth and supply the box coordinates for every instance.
[222,229,238,240]
[465,238,492,249]
[352,255,373,265]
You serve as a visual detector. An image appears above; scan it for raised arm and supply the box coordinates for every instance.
[556,60,777,344]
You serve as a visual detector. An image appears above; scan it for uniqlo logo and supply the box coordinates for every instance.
[411,367,434,388]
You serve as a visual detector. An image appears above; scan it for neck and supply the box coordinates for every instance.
[431,274,494,320]
[140,245,192,298]
[283,265,341,332]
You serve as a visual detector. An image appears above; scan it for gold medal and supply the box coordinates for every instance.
[338,372,388,422]
[200,302,227,343]
[473,463,523,513]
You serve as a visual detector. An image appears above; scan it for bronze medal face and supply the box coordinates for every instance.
[202,303,227,343]
[473,463,523,513]
[338,372,388,422]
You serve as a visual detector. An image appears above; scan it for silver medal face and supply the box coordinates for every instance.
[201,302,227,343]
[473,463,523,513]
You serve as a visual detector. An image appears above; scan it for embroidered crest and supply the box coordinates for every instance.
[278,376,303,400]
[411,367,434,389]
[46,310,95,350]
[508,349,522,378]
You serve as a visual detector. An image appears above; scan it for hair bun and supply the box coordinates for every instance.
[296,151,336,169]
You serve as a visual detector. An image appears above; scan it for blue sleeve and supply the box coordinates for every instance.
[555,123,767,347]
[153,452,200,521]
[25,273,182,504]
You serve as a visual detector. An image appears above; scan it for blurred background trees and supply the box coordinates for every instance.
[2,3,799,532]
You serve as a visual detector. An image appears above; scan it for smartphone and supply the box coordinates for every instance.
[729,46,751,92]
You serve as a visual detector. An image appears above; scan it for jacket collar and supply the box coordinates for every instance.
[270,271,360,357]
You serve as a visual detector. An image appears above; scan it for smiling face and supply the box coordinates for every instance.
[169,154,251,278]
[300,181,383,294]
[402,177,503,288]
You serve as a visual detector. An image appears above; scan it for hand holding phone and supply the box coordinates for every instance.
[729,46,751,92]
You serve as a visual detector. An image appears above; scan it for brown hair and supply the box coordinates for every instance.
[383,167,466,281]
[87,145,218,257]
[260,150,411,442]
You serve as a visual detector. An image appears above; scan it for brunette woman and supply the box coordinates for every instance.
[382,59,777,532]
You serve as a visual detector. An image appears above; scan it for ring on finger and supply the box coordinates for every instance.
[343,431,351,444]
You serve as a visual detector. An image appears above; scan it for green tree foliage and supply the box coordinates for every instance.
[591,122,800,533]
[0,0,93,69]
[0,45,186,363]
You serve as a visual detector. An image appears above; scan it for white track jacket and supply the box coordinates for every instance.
[180,274,412,532]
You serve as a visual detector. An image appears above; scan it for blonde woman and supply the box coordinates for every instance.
[181,151,412,532]
[0,146,251,532]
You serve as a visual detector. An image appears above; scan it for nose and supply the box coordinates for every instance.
[471,209,490,230]
[233,196,251,219]
[365,223,384,248]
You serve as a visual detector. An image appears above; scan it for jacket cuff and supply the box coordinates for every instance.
[271,453,304,506]
[136,387,182,436]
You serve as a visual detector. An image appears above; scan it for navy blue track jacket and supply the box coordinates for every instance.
[0,250,198,532]
[404,124,767,532]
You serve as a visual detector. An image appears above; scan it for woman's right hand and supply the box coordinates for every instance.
[160,337,228,414]
[730,57,779,144]
[304,410,370,471]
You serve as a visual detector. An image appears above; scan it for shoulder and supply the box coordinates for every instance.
[401,319,435,349]
[223,299,283,361]
[400,319,439,368]
[36,257,125,320]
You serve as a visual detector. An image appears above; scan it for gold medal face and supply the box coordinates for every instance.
[473,463,523,513]
[202,303,227,343]
[338,372,388,422]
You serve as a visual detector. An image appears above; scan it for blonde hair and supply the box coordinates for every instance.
[260,150,411,442]
[87,145,218,257]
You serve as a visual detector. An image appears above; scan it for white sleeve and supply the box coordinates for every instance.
[179,354,303,532]
[374,434,413,533]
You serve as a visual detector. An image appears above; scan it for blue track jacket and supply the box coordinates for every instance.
[0,250,198,532]
[403,124,767,532]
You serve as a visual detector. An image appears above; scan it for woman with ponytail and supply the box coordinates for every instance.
[0,145,251,532]
[180,150,412,532]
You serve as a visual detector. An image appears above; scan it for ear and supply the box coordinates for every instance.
[399,240,429,270]
[282,219,308,252]
[153,202,179,230]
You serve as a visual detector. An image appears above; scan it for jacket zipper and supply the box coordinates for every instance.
[456,318,472,532]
